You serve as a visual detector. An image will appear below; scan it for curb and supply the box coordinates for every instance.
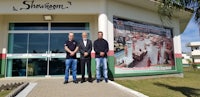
[108,80,149,97]
[6,82,29,97]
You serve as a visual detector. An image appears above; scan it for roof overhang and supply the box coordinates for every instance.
[114,0,193,33]
[187,42,200,47]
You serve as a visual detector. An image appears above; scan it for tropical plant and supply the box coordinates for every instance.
[186,59,198,71]
[158,0,200,23]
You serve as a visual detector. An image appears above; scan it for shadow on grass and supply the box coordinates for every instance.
[154,83,200,97]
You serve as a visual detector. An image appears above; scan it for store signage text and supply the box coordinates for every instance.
[13,0,72,11]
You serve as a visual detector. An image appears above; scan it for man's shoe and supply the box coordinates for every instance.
[63,81,68,84]
[105,78,108,83]
[73,80,78,84]
[88,79,93,83]
[97,79,100,83]
[81,79,86,83]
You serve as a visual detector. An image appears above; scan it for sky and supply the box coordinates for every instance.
[181,15,200,53]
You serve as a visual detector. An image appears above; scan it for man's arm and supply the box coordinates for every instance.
[87,40,92,53]
[64,45,72,53]
[104,40,109,53]
[69,46,79,56]
[94,41,100,54]
[78,41,85,54]
[73,46,79,53]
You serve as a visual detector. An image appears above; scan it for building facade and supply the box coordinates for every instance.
[182,53,191,67]
[0,0,192,78]
[187,42,200,68]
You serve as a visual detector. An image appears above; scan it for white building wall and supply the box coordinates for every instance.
[0,0,102,14]
[194,59,200,63]
[107,0,182,54]
[0,0,189,54]
[0,15,98,51]
[0,15,3,53]
[0,15,7,54]
[182,54,191,64]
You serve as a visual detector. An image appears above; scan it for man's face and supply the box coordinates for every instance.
[82,32,88,40]
[68,33,74,41]
[98,32,103,39]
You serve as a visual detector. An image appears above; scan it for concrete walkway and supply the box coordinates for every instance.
[0,77,137,97]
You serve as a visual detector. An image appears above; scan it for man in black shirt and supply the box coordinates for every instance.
[79,32,92,83]
[93,31,109,83]
[64,32,79,84]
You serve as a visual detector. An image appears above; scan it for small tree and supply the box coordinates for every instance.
[186,59,197,71]
[158,0,200,29]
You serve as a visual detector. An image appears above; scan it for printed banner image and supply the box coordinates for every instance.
[113,17,175,74]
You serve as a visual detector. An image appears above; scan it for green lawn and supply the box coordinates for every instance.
[0,90,12,97]
[115,68,200,97]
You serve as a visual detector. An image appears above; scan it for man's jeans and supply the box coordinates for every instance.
[95,58,108,80]
[65,58,77,81]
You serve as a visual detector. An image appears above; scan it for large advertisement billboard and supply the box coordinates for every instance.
[114,17,175,74]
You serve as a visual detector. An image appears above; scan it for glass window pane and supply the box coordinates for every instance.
[62,33,84,42]
[51,23,89,30]
[74,33,83,42]
[50,33,90,53]
[8,33,28,53]
[9,23,48,30]
[7,59,27,77]
[49,58,65,75]
[50,33,68,53]
[28,59,47,76]
[29,33,48,53]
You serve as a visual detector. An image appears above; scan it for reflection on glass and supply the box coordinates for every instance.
[29,33,48,53]
[9,23,48,30]
[28,59,47,76]
[49,58,65,75]
[7,59,27,77]
[50,33,67,53]
[8,33,28,53]
[51,23,89,30]
[50,33,88,53]
[73,33,83,42]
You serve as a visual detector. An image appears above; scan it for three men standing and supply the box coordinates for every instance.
[64,31,109,84]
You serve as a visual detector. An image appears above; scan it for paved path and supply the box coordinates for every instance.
[0,77,137,97]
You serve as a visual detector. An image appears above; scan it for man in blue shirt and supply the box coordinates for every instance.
[64,32,79,84]
[93,31,109,83]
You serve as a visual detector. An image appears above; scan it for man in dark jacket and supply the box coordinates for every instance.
[93,31,109,83]
[79,32,93,83]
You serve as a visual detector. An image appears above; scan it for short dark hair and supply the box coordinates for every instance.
[98,31,103,34]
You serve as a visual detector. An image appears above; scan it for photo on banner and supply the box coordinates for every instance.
[113,16,175,74]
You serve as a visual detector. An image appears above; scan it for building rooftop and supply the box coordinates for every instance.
[187,42,200,47]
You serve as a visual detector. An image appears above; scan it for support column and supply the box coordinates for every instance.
[1,48,6,76]
[98,0,114,80]
[98,0,108,40]
[98,13,108,40]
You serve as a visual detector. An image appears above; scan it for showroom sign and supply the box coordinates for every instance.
[13,0,72,11]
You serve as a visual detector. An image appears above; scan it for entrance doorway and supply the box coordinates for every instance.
[6,22,90,77]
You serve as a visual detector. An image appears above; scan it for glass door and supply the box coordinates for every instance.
[20,32,67,77]
[27,33,49,76]
[49,33,67,75]
[49,32,85,75]
[7,32,51,77]
[7,22,90,77]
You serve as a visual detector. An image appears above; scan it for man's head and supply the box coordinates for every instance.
[98,31,103,39]
[68,32,74,41]
[82,32,88,40]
